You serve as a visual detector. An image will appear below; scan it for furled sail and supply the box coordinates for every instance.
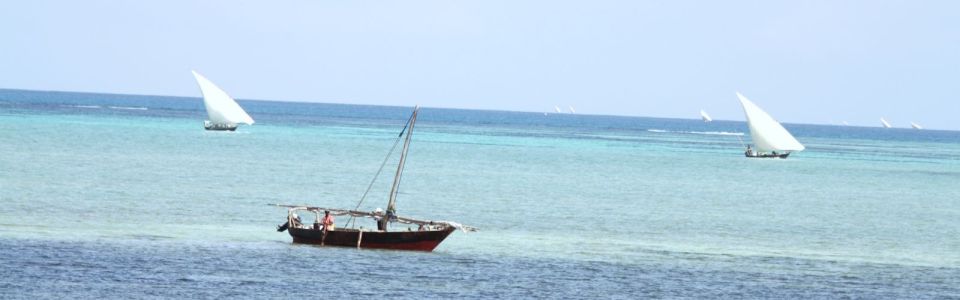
[736,92,804,153]
[191,71,255,126]
[700,109,713,122]
[387,106,420,217]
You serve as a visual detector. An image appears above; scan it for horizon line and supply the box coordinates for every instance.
[1,87,954,132]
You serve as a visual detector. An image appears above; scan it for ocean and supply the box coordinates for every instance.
[1,89,958,298]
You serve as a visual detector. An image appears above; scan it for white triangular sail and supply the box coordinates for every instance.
[880,118,892,128]
[191,71,254,126]
[736,92,804,153]
[568,106,576,114]
[700,109,713,122]
[911,122,923,130]
[554,106,562,113]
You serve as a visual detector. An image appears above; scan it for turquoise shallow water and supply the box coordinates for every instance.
[1,89,959,298]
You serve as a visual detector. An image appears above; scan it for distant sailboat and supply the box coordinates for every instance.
[842,121,849,126]
[880,118,892,128]
[700,110,713,122]
[911,122,923,130]
[568,106,576,114]
[736,92,804,159]
[554,106,562,113]
[191,70,255,131]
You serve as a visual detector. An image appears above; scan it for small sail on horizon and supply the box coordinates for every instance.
[568,106,576,114]
[911,122,923,130]
[700,110,713,122]
[880,118,892,128]
[554,106,562,113]
[737,92,804,158]
[192,70,254,131]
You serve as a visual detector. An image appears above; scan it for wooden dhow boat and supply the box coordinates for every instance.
[191,70,255,131]
[736,92,805,159]
[700,109,713,122]
[275,106,475,251]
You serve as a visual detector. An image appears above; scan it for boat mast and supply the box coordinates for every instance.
[386,106,420,219]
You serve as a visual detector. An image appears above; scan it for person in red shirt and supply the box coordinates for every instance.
[322,210,335,231]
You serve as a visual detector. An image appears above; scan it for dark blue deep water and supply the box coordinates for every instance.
[2,238,958,299]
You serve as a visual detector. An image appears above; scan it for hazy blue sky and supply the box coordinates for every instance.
[2,1,958,129]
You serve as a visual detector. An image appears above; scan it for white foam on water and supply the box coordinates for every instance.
[648,129,744,136]
[62,105,102,109]
[108,106,148,110]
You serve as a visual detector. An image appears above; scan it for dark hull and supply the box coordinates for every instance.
[288,227,455,251]
[204,125,237,131]
[746,152,790,159]
[204,120,238,131]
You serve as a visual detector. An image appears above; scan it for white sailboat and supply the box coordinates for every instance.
[700,109,713,122]
[911,122,923,130]
[191,70,255,131]
[568,106,576,114]
[880,118,892,128]
[554,106,562,113]
[736,92,804,158]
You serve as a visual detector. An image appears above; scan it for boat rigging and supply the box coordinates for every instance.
[274,106,475,251]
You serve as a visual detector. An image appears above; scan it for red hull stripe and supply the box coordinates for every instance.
[288,227,455,252]
[292,237,443,251]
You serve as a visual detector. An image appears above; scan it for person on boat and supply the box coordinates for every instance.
[322,211,335,231]
[745,145,755,157]
[277,213,301,232]
[291,213,302,228]
[373,208,386,231]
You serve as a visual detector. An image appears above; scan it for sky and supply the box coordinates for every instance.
[1,1,958,129]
